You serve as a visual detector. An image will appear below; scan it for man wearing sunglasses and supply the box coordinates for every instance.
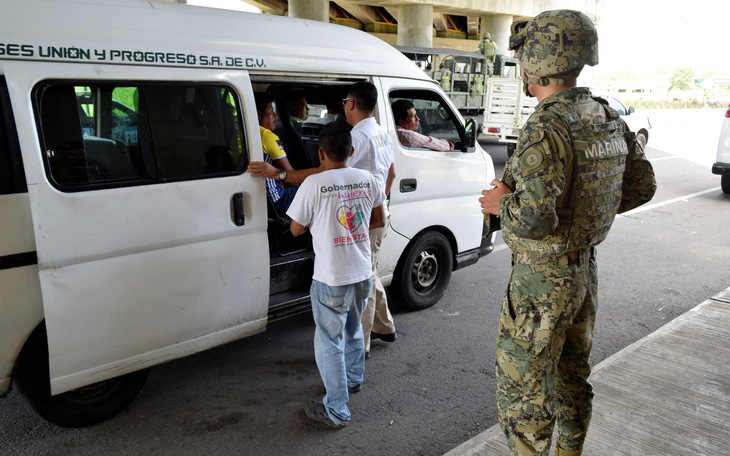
[343,81,397,359]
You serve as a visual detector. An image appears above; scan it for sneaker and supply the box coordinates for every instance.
[371,331,397,342]
[348,383,362,394]
[304,400,346,428]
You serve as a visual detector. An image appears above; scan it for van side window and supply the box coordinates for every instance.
[36,82,247,190]
[0,77,27,194]
[389,89,462,151]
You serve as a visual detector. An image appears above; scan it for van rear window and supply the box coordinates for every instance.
[35,82,247,190]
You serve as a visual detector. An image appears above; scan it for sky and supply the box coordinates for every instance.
[187,0,260,13]
[588,0,730,78]
[187,0,730,77]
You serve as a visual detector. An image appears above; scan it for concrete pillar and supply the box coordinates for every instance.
[289,0,328,22]
[397,4,434,48]
[492,14,513,57]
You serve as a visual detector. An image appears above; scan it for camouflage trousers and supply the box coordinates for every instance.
[496,250,598,456]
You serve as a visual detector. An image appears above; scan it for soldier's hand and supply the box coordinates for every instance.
[479,179,512,215]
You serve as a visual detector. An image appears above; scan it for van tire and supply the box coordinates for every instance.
[13,323,149,428]
[391,231,453,311]
[722,175,730,194]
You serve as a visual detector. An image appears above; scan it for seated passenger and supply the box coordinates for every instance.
[249,93,323,215]
[315,98,345,125]
[392,99,454,151]
[289,96,309,132]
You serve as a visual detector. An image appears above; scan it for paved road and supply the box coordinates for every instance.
[2,109,729,456]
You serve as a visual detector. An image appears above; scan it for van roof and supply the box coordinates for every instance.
[0,0,430,81]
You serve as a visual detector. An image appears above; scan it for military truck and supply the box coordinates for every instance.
[396,46,536,151]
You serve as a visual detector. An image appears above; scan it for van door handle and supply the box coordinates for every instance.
[232,192,245,226]
[399,178,417,193]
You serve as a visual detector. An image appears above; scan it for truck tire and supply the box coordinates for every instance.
[722,175,730,194]
[506,143,516,158]
[636,129,648,150]
[390,231,453,311]
[13,323,149,428]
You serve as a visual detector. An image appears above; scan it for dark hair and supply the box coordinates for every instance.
[391,99,415,124]
[348,81,378,113]
[254,92,273,114]
[318,122,352,162]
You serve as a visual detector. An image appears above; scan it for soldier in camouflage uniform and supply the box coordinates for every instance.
[479,10,656,456]
[478,33,497,76]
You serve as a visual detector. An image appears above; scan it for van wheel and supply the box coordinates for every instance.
[13,323,149,428]
[391,231,453,311]
[722,175,730,194]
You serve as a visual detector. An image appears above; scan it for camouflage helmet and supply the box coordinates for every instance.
[509,10,598,82]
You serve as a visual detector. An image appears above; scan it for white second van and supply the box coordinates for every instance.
[0,0,496,427]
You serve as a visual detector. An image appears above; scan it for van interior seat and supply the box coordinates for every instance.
[300,122,322,168]
[83,136,135,181]
[272,99,309,170]
[266,196,311,257]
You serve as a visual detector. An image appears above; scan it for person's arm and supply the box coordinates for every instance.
[398,128,453,152]
[248,160,324,185]
[385,163,395,196]
[290,220,308,237]
[496,122,566,240]
[618,128,657,213]
[369,204,385,229]
[286,181,311,236]
[480,179,512,215]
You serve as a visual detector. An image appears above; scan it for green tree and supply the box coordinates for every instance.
[668,67,695,92]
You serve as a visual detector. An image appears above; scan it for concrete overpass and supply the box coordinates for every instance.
[197,0,602,56]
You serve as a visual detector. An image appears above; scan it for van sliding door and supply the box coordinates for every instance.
[5,61,269,395]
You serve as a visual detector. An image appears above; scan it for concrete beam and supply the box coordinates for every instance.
[335,1,377,24]
[466,15,478,37]
[329,0,599,20]
[384,6,399,21]
[243,0,287,15]
[433,13,448,32]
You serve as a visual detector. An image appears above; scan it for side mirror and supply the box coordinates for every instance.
[463,117,477,151]
[628,106,636,115]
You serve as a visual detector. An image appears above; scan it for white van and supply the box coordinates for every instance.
[0,0,496,427]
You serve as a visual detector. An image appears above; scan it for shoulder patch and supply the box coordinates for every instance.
[521,149,544,170]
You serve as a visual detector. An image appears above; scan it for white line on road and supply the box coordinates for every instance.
[619,187,721,217]
[489,187,720,249]
[650,156,682,162]
[492,243,509,252]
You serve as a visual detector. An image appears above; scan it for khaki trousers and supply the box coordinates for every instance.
[361,220,396,351]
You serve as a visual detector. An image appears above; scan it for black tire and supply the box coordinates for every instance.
[390,231,453,311]
[13,323,149,428]
[506,142,516,158]
[636,130,648,150]
[722,175,730,194]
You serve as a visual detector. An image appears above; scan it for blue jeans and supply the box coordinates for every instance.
[310,277,372,425]
[272,186,298,215]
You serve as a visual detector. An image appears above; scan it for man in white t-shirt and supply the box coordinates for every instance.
[287,122,385,428]
[343,81,397,358]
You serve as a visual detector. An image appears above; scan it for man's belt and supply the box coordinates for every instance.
[512,247,595,267]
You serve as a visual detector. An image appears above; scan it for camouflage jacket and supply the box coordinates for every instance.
[500,87,656,256]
